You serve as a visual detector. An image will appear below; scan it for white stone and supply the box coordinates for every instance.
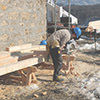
[90,78,95,82]
[26,84,39,90]
[90,93,94,98]
[94,87,100,95]
[91,97,96,100]
[87,81,92,85]
[82,78,88,83]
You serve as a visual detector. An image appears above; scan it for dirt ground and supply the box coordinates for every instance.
[0,41,100,100]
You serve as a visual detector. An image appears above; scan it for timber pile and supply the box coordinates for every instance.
[6,44,46,53]
[0,44,47,85]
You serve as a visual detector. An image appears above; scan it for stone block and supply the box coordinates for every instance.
[24,29,31,35]
[8,12,19,20]
[18,40,24,44]
[40,20,44,25]
[10,43,15,46]
[31,23,35,27]
[9,28,14,32]
[0,21,8,26]
[21,12,30,20]
[0,13,4,17]
[37,28,42,33]
[19,23,24,26]
[0,0,10,3]
[33,13,38,19]
[0,34,9,41]
[0,5,7,11]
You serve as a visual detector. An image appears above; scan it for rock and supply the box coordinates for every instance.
[26,84,39,90]
[42,92,47,95]
[33,94,39,98]
[87,81,91,85]
[90,78,95,82]
[91,97,96,100]
[94,87,100,99]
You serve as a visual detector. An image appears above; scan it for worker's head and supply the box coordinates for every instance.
[72,27,82,40]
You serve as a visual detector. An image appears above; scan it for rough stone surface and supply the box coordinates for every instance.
[0,0,47,51]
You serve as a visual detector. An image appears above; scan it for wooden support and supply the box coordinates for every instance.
[62,54,75,75]
[62,54,81,76]
[62,54,75,61]
[8,67,37,85]
[25,67,37,85]
[26,68,32,85]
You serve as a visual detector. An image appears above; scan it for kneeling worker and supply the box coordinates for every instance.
[46,27,81,82]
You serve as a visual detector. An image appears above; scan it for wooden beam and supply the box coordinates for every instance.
[6,44,32,52]
[0,56,46,76]
[12,50,48,61]
[0,51,10,60]
[0,56,18,67]
[6,44,46,53]
[20,45,46,53]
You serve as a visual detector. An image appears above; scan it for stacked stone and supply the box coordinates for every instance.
[0,0,47,51]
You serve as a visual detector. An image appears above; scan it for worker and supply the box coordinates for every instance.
[46,27,81,82]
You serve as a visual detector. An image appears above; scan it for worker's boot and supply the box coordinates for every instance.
[59,70,65,76]
[53,76,64,82]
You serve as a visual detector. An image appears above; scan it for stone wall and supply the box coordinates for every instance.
[0,0,47,51]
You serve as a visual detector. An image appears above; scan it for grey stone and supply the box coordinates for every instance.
[0,0,47,50]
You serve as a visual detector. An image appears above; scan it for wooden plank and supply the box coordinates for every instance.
[0,56,18,67]
[0,51,10,60]
[6,44,32,52]
[18,53,34,61]
[13,50,48,61]
[0,56,46,76]
[19,45,46,53]
[89,20,100,30]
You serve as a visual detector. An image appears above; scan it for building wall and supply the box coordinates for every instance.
[0,0,47,51]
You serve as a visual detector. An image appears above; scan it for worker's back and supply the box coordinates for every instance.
[47,29,71,48]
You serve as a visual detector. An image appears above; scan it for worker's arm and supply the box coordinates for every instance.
[60,35,68,50]
[46,41,50,53]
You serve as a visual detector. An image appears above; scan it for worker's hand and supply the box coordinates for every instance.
[60,44,66,50]
[65,70,69,75]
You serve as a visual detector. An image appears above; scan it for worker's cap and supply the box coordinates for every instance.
[74,27,82,38]
[40,40,47,45]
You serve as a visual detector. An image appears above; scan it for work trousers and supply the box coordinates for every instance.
[49,46,63,80]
